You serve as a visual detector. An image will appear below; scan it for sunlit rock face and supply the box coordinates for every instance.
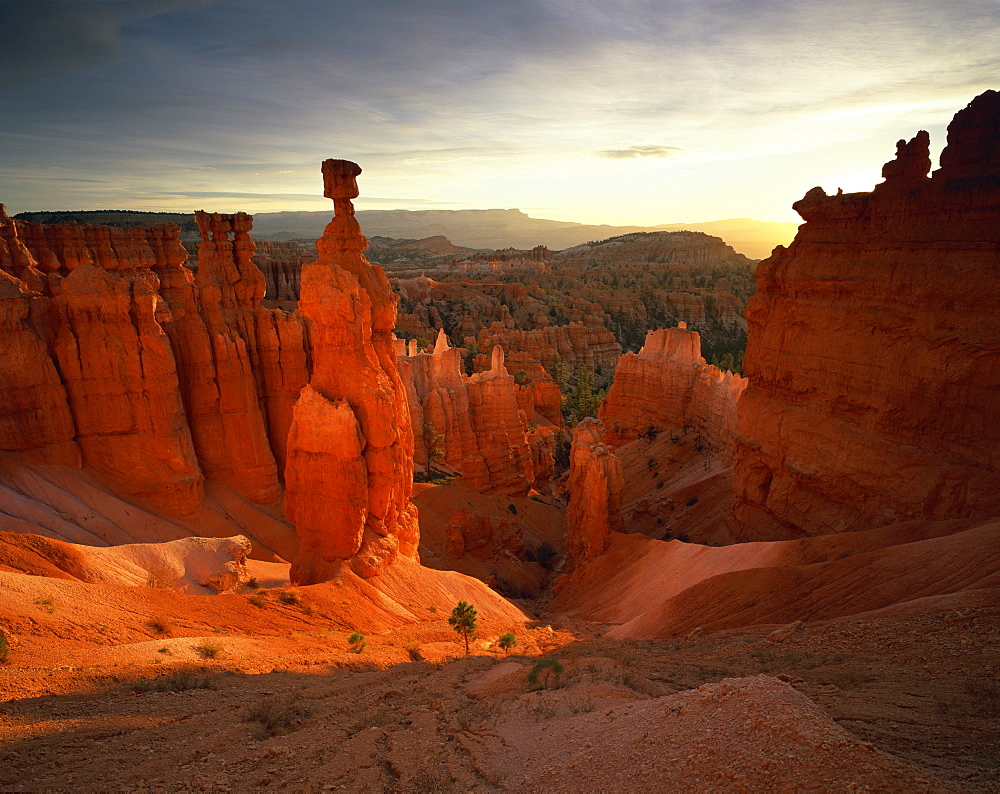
[397,333,554,497]
[0,204,308,522]
[286,160,419,584]
[564,418,624,564]
[730,91,1000,540]
[600,324,747,456]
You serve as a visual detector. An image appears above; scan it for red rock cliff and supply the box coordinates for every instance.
[600,324,747,454]
[285,160,419,583]
[730,91,1000,540]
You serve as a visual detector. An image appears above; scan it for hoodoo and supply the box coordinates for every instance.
[730,90,1000,540]
[600,323,747,453]
[397,333,554,496]
[285,160,420,584]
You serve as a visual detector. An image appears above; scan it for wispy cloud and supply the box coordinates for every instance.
[0,0,997,222]
[596,145,684,160]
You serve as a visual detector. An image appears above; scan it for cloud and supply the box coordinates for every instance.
[159,190,320,200]
[0,0,209,81]
[596,145,684,160]
[1,0,997,220]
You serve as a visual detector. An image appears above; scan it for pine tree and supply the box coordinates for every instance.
[448,601,478,656]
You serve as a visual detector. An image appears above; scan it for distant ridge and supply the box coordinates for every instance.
[14,208,798,259]
[252,209,797,259]
[14,210,199,234]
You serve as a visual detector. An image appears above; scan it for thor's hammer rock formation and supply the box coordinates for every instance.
[285,160,420,584]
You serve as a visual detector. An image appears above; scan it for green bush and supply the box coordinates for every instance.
[497,632,517,654]
[526,657,565,690]
[348,632,366,654]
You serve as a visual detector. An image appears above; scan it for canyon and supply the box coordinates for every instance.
[1,92,999,791]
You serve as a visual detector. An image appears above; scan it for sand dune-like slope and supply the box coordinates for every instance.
[0,531,251,594]
[547,518,1000,638]
[0,454,297,561]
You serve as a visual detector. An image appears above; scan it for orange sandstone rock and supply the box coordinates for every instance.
[730,91,1000,540]
[600,324,747,454]
[564,418,624,563]
[0,203,309,527]
[398,334,546,496]
[286,160,419,584]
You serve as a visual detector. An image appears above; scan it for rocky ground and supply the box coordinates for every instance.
[1,583,996,791]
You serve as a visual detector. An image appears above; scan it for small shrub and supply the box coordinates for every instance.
[195,641,222,660]
[34,597,55,613]
[0,630,8,664]
[686,496,699,506]
[532,704,557,720]
[656,481,665,489]
[145,567,172,589]
[427,605,438,613]
[569,700,595,714]
[243,698,310,739]
[245,577,259,590]
[248,593,268,608]
[497,632,517,654]
[277,589,301,606]
[349,707,389,735]
[348,632,366,654]
[526,657,565,690]
[405,638,423,662]
[147,616,172,635]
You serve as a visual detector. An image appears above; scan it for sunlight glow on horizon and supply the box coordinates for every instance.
[0,1,995,226]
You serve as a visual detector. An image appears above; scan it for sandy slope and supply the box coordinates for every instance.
[547,517,1000,637]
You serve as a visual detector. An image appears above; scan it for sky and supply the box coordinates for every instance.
[1,0,997,225]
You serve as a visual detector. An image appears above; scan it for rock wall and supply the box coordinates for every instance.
[285,160,419,583]
[730,91,1000,540]
[564,418,624,564]
[397,331,554,496]
[600,324,747,453]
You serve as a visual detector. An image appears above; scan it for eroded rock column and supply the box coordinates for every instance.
[286,160,419,583]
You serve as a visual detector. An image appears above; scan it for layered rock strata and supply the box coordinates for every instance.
[600,324,747,453]
[564,418,624,563]
[730,91,1000,540]
[285,160,419,583]
[0,204,308,545]
[397,331,554,496]
[253,240,312,302]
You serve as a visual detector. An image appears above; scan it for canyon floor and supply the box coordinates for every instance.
[1,564,997,792]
